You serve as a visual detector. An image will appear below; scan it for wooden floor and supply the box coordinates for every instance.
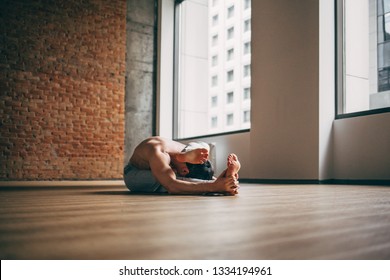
[1,183,390,260]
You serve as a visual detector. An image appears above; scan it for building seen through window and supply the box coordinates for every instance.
[175,0,251,138]
[378,0,390,92]
[339,0,390,114]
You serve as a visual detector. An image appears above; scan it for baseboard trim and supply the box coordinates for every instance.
[240,178,390,186]
[240,179,320,184]
[323,179,390,186]
[0,180,125,187]
[1,179,389,188]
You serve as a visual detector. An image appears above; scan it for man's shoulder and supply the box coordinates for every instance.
[142,136,168,146]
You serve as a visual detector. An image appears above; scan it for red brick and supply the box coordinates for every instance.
[1,0,126,180]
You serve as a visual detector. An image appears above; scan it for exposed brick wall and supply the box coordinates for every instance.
[0,0,126,180]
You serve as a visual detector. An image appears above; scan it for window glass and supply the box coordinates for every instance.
[243,87,250,100]
[227,91,234,103]
[211,116,218,128]
[243,110,250,123]
[244,19,250,32]
[378,42,390,68]
[227,27,234,39]
[175,0,251,138]
[212,14,219,26]
[338,0,390,115]
[385,0,390,13]
[211,75,218,87]
[227,6,234,18]
[244,42,250,54]
[211,95,218,107]
[244,0,251,10]
[243,64,250,77]
[212,34,218,46]
[226,113,234,126]
[378,67,390,91]
[385,13,390,40]
[227,70,234,82]
[227,48,234,61]
[212,55,218,66]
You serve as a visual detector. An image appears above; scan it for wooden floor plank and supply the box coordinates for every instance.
[0,183,390,259]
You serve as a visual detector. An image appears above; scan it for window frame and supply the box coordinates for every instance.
[227,5,235,19]
[211,95,218,107]
[227,91,234,104]
[243,110,250,123]
[335,0,390,119]
[227,26,235,40]
[227,48,234,61]
[226,113,234,126]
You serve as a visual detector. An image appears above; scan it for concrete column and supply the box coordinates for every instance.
[124,0,157,163]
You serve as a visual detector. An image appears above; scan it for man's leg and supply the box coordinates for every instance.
[223,154,240,195]
[201,154,240,196]
[225,154,240,179]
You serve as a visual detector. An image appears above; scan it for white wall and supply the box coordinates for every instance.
[249,0,321,180]
[334,113,390,180]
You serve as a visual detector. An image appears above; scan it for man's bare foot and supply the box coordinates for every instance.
[176,148,209,164]
[226,153,240,178]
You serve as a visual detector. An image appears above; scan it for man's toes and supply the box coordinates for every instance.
[228,153,238,161]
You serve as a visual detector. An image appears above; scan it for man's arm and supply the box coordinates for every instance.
[149,150,237,195]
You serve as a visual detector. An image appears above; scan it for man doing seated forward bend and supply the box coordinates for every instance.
[123,136,241,195]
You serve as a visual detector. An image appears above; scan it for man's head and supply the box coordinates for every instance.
[179,141,214,180]
[185,160,214,180]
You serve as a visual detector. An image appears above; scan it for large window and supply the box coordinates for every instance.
[174,0,251,139]
[337,0,390,116]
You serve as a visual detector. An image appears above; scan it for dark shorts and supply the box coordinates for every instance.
[123,164,167,193]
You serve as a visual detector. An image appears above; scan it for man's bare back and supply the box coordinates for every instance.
[130,137,184,169]
[130,137,210,176]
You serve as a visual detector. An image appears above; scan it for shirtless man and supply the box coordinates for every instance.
[124,136,240,195]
